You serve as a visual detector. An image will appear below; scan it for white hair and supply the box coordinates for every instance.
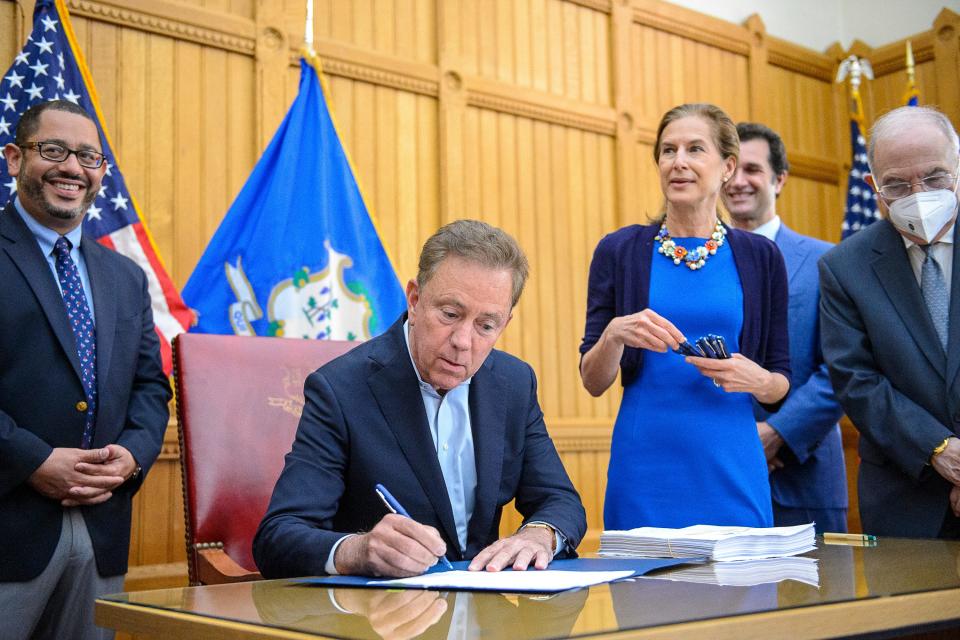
[867,106,960,173]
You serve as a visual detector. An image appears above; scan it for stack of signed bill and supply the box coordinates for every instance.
[599,523,816,562]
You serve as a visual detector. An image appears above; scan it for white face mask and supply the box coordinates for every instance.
[888,188,959,243]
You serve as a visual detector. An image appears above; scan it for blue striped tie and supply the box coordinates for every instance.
[921,244,949,351]
[53,237,98,448]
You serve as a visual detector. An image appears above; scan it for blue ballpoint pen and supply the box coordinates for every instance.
[374,483,454,570]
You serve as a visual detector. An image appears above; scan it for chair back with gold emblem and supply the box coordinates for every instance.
[173,333,357,585]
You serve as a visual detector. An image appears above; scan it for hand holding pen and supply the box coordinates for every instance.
[375,484,454,570]
[331,484,452,578]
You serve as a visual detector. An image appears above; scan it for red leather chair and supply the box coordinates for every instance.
[173,333,358,585]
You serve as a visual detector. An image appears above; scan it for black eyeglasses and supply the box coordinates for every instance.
[19,141,106,169]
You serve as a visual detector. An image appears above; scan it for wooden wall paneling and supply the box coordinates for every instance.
[145,35,178,267]
[313,0,435,64]
[0,1,23,79]
[115,27,149,225]
[173,40,204,286]
[745,14,768,124]
[932,9,960,126]
[531,118,562,417]
[255,0,289,153]
[226,53,256,204]
[201,46,229,244]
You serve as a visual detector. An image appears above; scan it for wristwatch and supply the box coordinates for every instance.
[125,464,143,483]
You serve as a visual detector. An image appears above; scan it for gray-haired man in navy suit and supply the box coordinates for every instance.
[820,106,960,538]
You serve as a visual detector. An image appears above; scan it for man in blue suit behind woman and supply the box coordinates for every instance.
[723,122,848,533]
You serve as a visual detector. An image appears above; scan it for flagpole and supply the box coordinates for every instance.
[905,41,915,87]
[304,0,315,56]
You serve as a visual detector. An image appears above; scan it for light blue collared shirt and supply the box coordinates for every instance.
[14,196,96,323]
[403,320,477,554]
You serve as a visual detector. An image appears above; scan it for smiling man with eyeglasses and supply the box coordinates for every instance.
[0,100,170,639]
[819,105,960,541]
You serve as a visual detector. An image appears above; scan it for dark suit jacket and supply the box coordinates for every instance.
[254,316,586,578]
[820,218,960,537]
[763,225,846,512]
[0,203,171,581]
[580,223,791,409]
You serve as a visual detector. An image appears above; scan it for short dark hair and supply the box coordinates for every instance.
[736,122,789,177]
[14,100,99,146]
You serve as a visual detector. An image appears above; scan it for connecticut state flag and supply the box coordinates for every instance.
[182,52,405,341]
[0,0,192,373]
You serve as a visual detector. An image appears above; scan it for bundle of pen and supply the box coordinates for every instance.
[675,335,730,359]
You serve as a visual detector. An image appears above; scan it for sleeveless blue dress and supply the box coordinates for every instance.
[603,236,773,530]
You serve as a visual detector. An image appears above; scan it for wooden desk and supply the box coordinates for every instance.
[97,538,960,639]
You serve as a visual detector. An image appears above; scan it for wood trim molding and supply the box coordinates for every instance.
[566,0,613,14]
[124,561,188,591]
[66,0,256,55]
[789,152,841,185]
[631,0,750,57]
[767,37,834,81]
[548,419,613,452]
[465,75,617,135]
[307,40,439,98]
[868,32,936,76]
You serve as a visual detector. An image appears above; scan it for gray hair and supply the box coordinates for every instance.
[417,220,529,308]
[867,105,960,172]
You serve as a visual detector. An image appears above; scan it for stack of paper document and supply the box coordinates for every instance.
[599,523,815,561]
[641,556,820,587]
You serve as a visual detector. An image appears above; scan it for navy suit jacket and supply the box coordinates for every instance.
[254,316,586,578]
[580,223,791,409]
[0,203,171,581]
[820,218,960,537]
[760,224,846,511]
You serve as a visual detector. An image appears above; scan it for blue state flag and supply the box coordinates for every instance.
[182,53,406,341]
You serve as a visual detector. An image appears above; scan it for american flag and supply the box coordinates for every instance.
[1,0,191,373]
[840,90,879,239]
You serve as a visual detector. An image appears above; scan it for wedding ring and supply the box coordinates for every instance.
[713,379,721,388]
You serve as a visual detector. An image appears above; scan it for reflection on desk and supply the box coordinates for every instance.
[252,581,587,640]
[96,538,960,640]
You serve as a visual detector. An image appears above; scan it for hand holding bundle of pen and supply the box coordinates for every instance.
[674,334,731,359]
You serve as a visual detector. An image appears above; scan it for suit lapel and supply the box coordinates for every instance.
[466,355,506,550]
[82,236,117,389]
[366,323,460,551]
[946,228,960,388]
[775,226,808,287]
[870,221,946,377]
[1,205,83,381]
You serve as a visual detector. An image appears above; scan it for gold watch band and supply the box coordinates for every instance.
[932,437,952,459]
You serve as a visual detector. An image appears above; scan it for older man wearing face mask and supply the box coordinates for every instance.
[819,105,960,539]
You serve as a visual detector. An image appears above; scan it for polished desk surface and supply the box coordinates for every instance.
[97,538,960,640]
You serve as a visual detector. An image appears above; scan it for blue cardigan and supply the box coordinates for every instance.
[579,223,791,410]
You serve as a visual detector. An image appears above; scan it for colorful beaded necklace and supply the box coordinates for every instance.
[655,218,727,270]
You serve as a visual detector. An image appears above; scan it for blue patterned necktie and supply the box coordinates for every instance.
[53,237,98,448]
[921,244,949,351]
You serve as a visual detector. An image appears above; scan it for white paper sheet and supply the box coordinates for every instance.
[375,569,634,593]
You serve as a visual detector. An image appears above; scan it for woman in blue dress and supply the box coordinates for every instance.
[580,103,791,530]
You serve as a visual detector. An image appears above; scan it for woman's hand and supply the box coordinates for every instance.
[581,309,684,397]
[685,353,789,404]
[604,309,685,353]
